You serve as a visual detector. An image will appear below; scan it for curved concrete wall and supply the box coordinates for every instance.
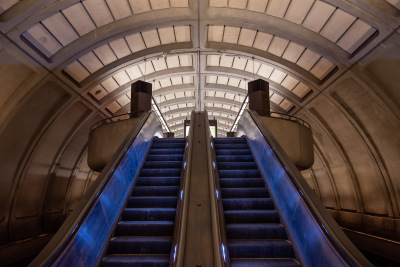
[298,34,400,243]
[0,0,398,264]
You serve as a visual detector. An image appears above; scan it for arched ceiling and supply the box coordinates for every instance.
[1,0,399,136]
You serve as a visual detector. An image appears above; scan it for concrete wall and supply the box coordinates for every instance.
[0,0,398,264]
[0,36,103,263]
[299,34,400,243]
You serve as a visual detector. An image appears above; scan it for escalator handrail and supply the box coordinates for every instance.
[30,111,158,266]
[244,110,372,267]
[204,113,229,267]
[169,113,194,267]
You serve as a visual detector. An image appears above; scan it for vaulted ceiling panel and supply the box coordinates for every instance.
[320,9,357,43]
[101,77,119,92]
[0,0,18,14]
[129,0,151,14]
[170,0,189,7]
[93,44,118,65]
[90,85,108,100]
[83,0,115,28]
[150,0,170,10]
[166,55,180,68]
[281,75,300,91]
[106,0,132,20]
[62,3,97,36]
[228,0,247,9]
[23,24,62,57]
[296,49,321,71]
[113,71,131,86]
[223,26,240,44]
[310,58,335,79]
[159,27,176,44]
[282,42,305,63]
[266,0,290,18]
[237,28,257,47]
[126,65,143,80]
[252,32,273,51]
[284,0,314,25]
[125,33,146,53]
[175,26,191,42]
[210,0,228,8]
[109,38,132,59]
[64,61,90,82]
[141,29,161,48]
[79,52,104,73]
[336,20,376,54]
[208,25,224,42]
[247,0,268,12]
[268,36,289,57]
[107,101,121,113]
[116,94,131,107]
[302,1,336,33]
[292,82,310,98]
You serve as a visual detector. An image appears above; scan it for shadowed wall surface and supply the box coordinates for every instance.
[0,0,399,264]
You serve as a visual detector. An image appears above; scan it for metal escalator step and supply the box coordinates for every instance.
[122,208,176,221]
[139,168,182,177]
[115,221,174,236]
[135,177,181,186]
[221,188,269,198]
[143,161,183,169]
[132,186,179,197]
[127,196,178,208]
[217,162,258,170]
[222,198,274,210]
[102,255,170,267]
[224,210,280,224]
[230,258,300,267]
[220,178,265,188]
[228,240,295,258]
[107,236,172,254]
[219,169,262,178]
[226,223,287,239]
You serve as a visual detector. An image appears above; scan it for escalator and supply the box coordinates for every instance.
[102,138,185,266]
[214,137,300,266]
[30,110,372,267]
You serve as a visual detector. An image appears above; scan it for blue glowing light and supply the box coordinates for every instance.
[211,142,214,148]
[184,161,186,169]
[216,189,219,200]
[180,189,183,200]
[186,142,188,148]
[173,244,177,262]
[213,161,215,169]
[221,244,226,263]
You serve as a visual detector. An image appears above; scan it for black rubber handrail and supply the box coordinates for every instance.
[90,111,141,131]
[205,112,230,267]
[245,110,372,267]
[169,122,192,266]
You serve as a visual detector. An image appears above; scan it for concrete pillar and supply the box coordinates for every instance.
[131,80,152,118]
[248,79,270,116]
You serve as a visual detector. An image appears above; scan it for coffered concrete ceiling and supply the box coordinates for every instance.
[1,0,398,137]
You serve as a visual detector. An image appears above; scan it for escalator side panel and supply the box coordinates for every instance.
[49,115,162,266]
[101,138,186,266]
[238,113,350,267]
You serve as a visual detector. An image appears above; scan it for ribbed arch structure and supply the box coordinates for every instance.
[1,0,400,263]
[2,0,392,136]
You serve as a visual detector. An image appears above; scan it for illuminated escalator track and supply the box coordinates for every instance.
[214,137,300,267]
[101,138,185,267]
